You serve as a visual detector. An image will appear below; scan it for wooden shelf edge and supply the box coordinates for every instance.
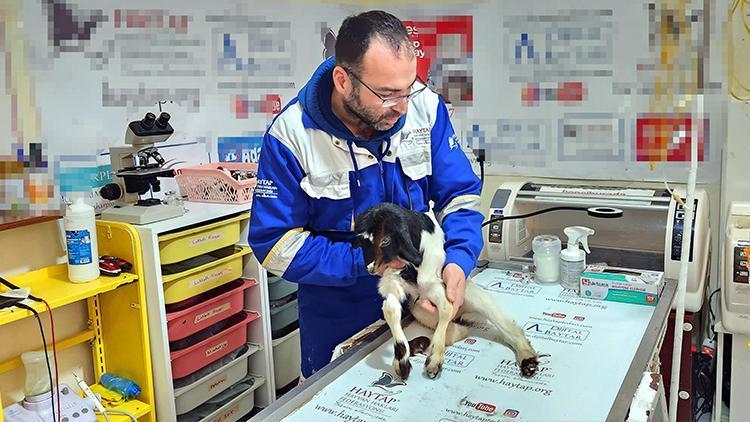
[0,215,61,231]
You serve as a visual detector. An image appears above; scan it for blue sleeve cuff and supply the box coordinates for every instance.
[445,250,476,279]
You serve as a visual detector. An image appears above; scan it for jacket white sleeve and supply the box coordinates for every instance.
[429,97,484,277]
[248,132,369,286]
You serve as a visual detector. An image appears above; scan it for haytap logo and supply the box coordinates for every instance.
[370,372,405,394]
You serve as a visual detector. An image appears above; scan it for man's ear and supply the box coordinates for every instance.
[332,66,351,96]
[396,228,422,267]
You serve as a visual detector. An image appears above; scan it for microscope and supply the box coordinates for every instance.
[99,111,186,224]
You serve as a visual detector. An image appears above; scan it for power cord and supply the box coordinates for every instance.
[693,350,715,422]
[691,287,721,421]
[1,276,61,422]
[707,288,721,340]
[42,299,61,421]
[96,408,138,422]
[14,303,56,422]
[482,206,588,227]
[473,148,485,193]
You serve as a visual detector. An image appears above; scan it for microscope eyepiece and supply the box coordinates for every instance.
[140,112,156,129]
[156,112,171,128]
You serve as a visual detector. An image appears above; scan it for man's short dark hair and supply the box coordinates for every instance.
[335,10,413,74]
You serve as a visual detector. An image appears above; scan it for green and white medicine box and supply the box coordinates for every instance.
[579,265,665,306]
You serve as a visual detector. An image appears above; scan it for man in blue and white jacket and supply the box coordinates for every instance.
[248,10,483,379]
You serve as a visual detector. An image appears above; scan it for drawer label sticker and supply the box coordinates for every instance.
[189,233,224,247]
[206,341,228,358]
[189,267,233,288]
[195,303,232,324]
[211,404,240,422]
[208,373,229,392]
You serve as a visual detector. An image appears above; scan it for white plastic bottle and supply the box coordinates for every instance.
[559,226,595,291]
[64,197,99,283]
[532,235,561,283]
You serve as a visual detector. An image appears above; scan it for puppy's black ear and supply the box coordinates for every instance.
[354,210,371,233]
[396,225,422,267]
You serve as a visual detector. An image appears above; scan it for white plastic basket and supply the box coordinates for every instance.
[174,162,258,204]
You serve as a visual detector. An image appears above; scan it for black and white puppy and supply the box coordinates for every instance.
[354,203,540,380]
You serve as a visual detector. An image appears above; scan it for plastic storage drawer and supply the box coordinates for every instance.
[272,328,301,391]
[270,296,298,339]
[174,343,260,415]
[166,278,256,341]
[176,374,265,422]
[162,246,251,305]
[158,213,248,265]
[267,274,298,301]
[170,311,258,379]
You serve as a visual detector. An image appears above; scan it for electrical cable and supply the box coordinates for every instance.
[482,206,588,227]
[692,350,715,422]
[15,303,56,422]
[42,299,61,422]
[96,408,138,422]
[479,160,485,193]
[0,275,44,302]
[1,276,61,422]
[473,149,485,193]
[707,288,721,340]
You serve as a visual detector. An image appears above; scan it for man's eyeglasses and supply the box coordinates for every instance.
[344,67,428,108]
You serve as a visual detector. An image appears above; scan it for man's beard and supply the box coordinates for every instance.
[343,90,400,133]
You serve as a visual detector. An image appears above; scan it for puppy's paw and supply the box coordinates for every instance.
[424,355,444,379]
[393,358,412,380]
[519,355,539,378]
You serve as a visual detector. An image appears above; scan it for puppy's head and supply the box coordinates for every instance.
[354,203,422,275]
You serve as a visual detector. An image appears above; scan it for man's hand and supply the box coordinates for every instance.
[419,263,466,319]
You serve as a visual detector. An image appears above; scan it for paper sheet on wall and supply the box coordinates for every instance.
[284,269,655,422]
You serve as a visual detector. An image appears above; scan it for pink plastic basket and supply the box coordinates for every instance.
[170,311,259,379]
[166,278,257,342]
[174,162,258,204]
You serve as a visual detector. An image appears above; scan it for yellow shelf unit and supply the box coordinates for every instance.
[0,266,137,325]
[0,220,156,422]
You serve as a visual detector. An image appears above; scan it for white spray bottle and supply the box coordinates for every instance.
[560,226,595,291]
